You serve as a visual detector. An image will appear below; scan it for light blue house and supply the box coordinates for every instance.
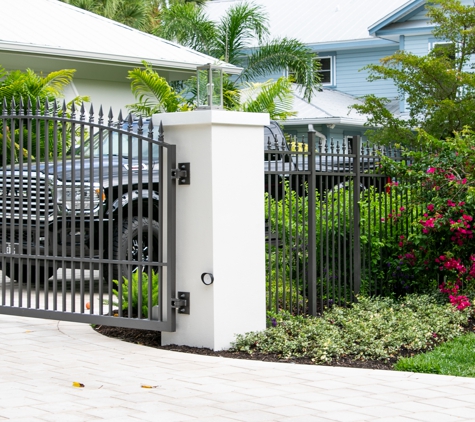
[205,0,469,143]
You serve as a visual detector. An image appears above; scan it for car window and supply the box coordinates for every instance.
[77,127,159,161]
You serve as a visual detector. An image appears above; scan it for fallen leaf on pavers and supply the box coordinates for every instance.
[86,302,90,310]
[72,382,85,388]
[141,384,160,389]
[25,330,33,333]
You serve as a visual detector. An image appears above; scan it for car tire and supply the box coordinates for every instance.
[106,216,160,285]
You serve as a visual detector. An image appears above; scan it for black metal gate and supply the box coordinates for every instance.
[0,98,185,331]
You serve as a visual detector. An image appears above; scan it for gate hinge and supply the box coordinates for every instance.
[171,291,190,314]
[171,163,190,185]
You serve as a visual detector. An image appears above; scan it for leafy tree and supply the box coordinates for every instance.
[352,0,475,146]
[0,66,88,163]
[157,1,321,102]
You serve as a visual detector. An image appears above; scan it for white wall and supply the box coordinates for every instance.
[64,79,136,118]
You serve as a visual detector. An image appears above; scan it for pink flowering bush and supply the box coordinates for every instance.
[381,128,475,308]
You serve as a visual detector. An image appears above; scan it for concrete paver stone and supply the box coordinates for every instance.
[1,314,475,421]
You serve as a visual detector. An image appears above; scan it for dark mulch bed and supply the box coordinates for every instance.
[94,317,475,370]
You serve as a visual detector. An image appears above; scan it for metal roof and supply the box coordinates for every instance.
[283,87,369,126]
[205,0,413,47]
[0,0,241,75]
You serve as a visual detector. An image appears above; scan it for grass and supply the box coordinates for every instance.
[394,332,475,377]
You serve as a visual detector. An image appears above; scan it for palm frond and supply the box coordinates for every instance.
[215,1,269,64]
[39,69,76,97]
[242,38,321,102]
[113,0,149,30]
[240,77,296,120]
[157,2,216,54]
[127,62,182,115]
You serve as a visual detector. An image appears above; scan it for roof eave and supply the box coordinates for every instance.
[0,41,243,75]
[369,0,426,36]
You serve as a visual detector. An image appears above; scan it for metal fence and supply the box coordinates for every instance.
[265,126,408,315]
[0,98,184,331]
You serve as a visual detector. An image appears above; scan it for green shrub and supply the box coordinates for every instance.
[381,129,475,301]
[233,295,471,363]
[113,270,159,318]
[265,181,410,309]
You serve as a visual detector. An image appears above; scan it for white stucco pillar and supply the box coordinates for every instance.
[155,110,268,351]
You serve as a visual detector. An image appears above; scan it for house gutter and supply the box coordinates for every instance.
[0,41,243,75]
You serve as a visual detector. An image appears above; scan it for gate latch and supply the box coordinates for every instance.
[171,291,190,314]
[171,163,190,185]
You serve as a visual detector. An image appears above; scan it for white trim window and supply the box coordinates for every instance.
[286,55,335,86]
[429,40,456,62]
[317,56,334,85]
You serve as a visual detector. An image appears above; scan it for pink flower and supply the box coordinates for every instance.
[449,295,471,311]
[427,204,435,212]
[447,200,456,207]
[400,207,405,212]
[427,167,436,174]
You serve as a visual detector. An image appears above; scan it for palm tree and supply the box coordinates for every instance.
[157,1,320,102]
[126,61,190,115]
[127,61,296,120]
[60,0,208,33]
[60,0,162,33]
[0,66,89,163]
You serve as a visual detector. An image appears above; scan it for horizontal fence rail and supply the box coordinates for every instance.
[265,126,408,315]
[0,98,177,331]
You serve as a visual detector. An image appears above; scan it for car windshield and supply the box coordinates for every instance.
[77,127,160,161]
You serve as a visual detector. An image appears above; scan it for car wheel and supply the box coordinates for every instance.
[107,216,160,285]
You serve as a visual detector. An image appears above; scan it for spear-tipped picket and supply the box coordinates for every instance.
[10,98,16,116]
[158,121,164,142]
[137,116,144,135]
[26,98,32,116]
[2,98,7,116]
[126,112,133,131]
[52,100,58,117]
[108,107,114,126]
[80,102,86,121]
[98,105,104,125]
[148,119,154,139]
[18,96,24,116]
[70,101,76,120]
[117,110,123,129]
[89,104,94,123]
[44,98,49,116]
[61,100,67,116]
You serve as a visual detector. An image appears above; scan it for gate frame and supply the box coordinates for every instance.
[0,99,180,332]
